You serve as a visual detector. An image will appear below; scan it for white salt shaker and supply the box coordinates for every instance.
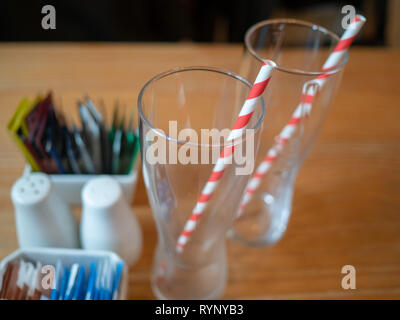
[80,176,142,266]
[11,173,79,248]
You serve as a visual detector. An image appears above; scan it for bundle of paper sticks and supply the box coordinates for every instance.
[0,259,124,300]
[8,92,139,175]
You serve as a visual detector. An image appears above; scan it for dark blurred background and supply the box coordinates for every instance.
[0,0,398,46]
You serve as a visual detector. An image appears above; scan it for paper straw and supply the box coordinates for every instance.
[176,60,276,252]
[237,15,366,216]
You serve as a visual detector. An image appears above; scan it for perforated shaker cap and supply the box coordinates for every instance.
[82,176,123,209]
[11,173,52,206]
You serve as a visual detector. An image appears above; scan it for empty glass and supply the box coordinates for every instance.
[230,19,348,246]
[138,66,265,299]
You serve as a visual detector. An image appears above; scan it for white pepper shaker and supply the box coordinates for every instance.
[80,176,142,266]
[11,173,79,248]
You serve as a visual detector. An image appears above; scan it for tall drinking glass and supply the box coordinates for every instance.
[138,67,265,299]
[230,19,348,246]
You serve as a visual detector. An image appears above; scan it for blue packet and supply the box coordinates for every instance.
[58,266,70,300]
[94,262,103,300]
[64,263,79,300]
[112,261,124,300]
[72,265,85,300]
[50,260,62,300]
[85,262,96,300]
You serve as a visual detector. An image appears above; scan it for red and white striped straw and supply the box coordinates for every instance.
[237,15,366,216]
[176,60,276,252]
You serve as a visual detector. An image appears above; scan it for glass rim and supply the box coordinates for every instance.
[137,66,266,148]
[245,18,349,76]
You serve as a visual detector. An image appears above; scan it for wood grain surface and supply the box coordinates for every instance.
[0,44,399,299]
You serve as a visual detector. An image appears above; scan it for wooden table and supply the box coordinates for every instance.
[0,44,399,299]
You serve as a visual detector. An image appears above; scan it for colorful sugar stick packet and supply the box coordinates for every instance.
[50,260,62,300]
[0,259,124,300]
[7,92,139,175]
[112,261,124,300]
[72,265,85,300]
[85,262,97,300]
